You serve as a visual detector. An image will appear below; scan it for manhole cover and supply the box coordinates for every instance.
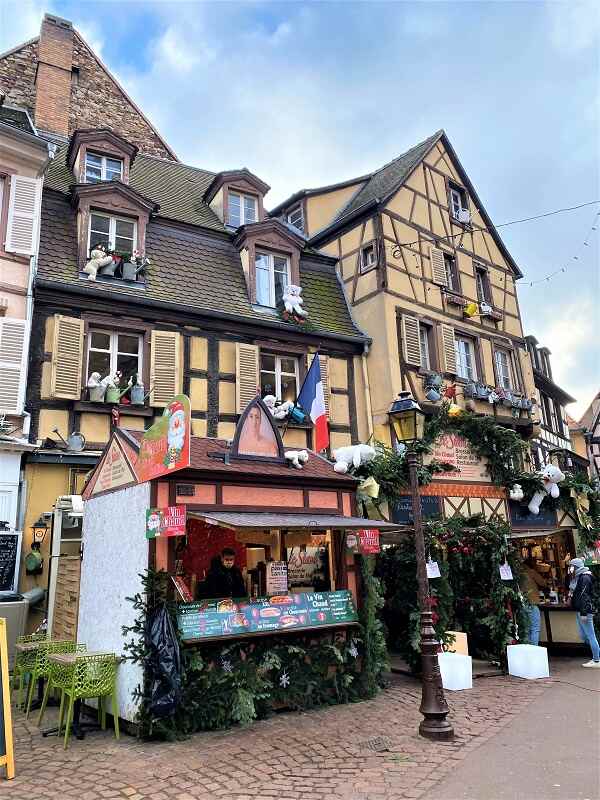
[359,735,392,752]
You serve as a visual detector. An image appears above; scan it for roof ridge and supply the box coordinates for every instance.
[370,129,444,179]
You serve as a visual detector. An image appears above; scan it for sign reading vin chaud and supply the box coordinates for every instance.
[425,433,490,482]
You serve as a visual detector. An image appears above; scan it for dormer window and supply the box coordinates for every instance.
[287,205,304,233]
[228,191,257,228]
[85,152,123,183]
[88,212,137,257]
[255,251,289,307]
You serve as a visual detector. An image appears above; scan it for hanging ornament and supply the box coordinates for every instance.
[448,402,463,417]
[348,641,359,659]
[279,671,290,688]
[443,383,457,399]
[220,657,233,673]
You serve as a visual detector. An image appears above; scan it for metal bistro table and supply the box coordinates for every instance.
[42,650,118,741]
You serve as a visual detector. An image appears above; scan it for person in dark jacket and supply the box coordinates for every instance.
[569,558,600,667]
[199,548,247,600]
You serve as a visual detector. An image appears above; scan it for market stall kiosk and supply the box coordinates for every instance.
[79,397,398,726]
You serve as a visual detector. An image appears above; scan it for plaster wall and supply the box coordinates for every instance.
[305,182,365,237]
[79,481,150,723]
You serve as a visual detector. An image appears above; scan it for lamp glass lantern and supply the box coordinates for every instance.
[30,515,49,550]
[389,391,425,445]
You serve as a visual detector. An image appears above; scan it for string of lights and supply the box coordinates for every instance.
[386,201,600,288]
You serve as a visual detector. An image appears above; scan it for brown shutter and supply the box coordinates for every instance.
[236,343,260,413]
[401,315,422,367]
[5,175,41,255]
[150,330,182,407]
[308,352,330,414]
[50,315,84,400]
[0,318,27,413]
[430,246,447,286]
[439,324,457,374]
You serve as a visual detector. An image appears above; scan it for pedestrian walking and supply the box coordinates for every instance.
[568,558,600,667]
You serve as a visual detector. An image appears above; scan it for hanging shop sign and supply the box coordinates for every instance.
[509,500,557,529]
[426,433,490,482]
[346,529,381,555]
[266,561,288,595]
[136,395,191,483]
[146,506,187,539]
[177,590,358,641]
[91,436,138,497]
[391,495,441,525]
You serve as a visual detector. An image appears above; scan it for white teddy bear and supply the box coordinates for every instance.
[509,484,524,502]
[282,284,308,318]
[83,244,114,281]
[285,450,309,469]
[527,464,565,515]
[333,443,376,474]
[263,394,294,420]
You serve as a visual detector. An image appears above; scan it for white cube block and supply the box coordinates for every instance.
[438,652,473,691]
[507,644,549,679]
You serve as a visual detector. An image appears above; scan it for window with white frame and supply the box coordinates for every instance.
[287,205,304,233]
[88,212,136,256]
[86,330,142,386]
[419,324,431,370]
[260,353,298,404]
[255,251,290,307]
[228,191,257,227]
[494,348,513,390]
[360,242,377,273]
[449,183,468,220]
[455,336,477,381]
[85,152,123,183]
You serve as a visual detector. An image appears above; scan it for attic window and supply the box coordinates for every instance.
[85,152,123,184]
[360,242,377,273]
[449,183,469,222]
[287,205,304,233]
[228,192,257,227]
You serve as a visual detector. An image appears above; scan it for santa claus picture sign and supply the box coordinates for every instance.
[136,394,191,483]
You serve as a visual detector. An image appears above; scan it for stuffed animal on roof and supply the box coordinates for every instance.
[83,243,114,281]
[527,464,565,514]
[285,450,309,469]
[282,284,308,318]
[332,443,376,474]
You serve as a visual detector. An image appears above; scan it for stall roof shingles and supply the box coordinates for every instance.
[126,431,356,483]
[40,150,364,339]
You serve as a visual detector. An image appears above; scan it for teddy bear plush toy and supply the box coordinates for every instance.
[332,443,376,474]
[263,394,294,420]
[527,464,565,514]
[509,484,524,502]
[285,450,309,469]
[282,284,308,319]
[83,244,114,281]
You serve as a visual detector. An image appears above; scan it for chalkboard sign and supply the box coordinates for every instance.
[390,496,441,525]
[0,533,21,593]
[509,500,557,529]
[178,590,358,642]
[0,619,15,779]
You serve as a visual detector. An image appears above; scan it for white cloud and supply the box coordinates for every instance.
[548,0,600,56]
[152,25,216,74]
[0,0,47,53]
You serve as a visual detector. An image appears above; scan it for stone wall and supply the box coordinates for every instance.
[0,39,38,116]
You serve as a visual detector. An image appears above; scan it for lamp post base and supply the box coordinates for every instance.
[419,717,455,741]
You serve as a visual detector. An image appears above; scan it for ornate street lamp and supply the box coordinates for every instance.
[389,391,454,741]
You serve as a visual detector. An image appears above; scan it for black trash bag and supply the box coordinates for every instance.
[146,604,182,719]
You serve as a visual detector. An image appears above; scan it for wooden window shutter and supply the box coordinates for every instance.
[0,318,27,413]
[307,353,330,414]
[401,315,422,368]
[50,315,84,400]
[439,324,457,374]
[429,246,448,286]
[5,175,41,255]
[150,330,182,407]
[236,342,259,413]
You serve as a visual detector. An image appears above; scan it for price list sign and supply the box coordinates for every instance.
[177,590,358,642]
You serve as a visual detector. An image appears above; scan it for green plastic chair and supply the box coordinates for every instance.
[25,640,85,719]
[13,633,46,709]
[58,654,120,749]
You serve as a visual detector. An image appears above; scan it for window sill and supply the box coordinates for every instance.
[444,291,468,307]
[78,272,147,290]
[251,303,279,316]
[359,263,378,275]
[450,216,472,230]
[74,400,154,417]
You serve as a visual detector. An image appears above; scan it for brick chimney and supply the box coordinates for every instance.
[34,14,74,137]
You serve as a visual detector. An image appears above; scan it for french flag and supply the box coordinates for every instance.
[298,354,329,452]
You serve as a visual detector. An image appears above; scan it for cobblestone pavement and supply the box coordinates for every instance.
[4,670,553,800]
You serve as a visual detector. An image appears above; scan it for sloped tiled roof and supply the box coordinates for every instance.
[0,105,35,134]
[331,131,443,226]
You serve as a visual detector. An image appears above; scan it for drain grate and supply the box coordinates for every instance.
[359,735,392,752]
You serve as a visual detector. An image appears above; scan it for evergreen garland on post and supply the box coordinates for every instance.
[357,555,389,696]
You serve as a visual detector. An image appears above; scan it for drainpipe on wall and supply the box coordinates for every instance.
[361,344,374,440]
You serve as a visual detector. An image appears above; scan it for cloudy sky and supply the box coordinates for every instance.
[2,0,598,417]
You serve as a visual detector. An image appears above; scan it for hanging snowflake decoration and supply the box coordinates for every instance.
[348,641,359,659]
[221,658,233,673]
[279,670,290,688]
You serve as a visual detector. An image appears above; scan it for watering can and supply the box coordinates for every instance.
[105,384,130,404]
